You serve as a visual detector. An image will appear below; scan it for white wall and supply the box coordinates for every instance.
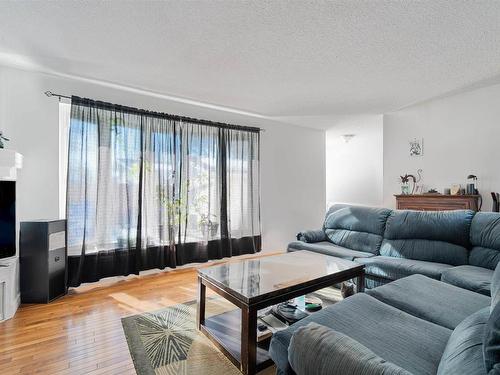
[0,65,326,253]
[326,115,383,207]
[384,83,500,210]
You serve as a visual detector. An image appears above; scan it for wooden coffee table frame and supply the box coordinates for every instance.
[197,264,365,375]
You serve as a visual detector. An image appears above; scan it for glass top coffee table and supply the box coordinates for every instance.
[197,250,365,375]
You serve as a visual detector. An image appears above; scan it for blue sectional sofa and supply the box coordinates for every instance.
[270,204,500,374]
[288,204,499,295]
[269,268,500,374]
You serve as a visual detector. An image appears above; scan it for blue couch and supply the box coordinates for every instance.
[269,259,500,375]
[288,204,499,295]
[269,205,500,374]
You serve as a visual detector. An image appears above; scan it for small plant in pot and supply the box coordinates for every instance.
[158,190,185,240]
[0,131,9,149]
[199,214,219,238]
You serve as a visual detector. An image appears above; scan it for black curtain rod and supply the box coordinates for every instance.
[44,91,264,133]
[45,91,71,100]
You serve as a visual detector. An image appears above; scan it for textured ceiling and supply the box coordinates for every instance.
[1,1,500,127]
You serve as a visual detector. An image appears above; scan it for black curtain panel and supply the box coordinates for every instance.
[66,97,261,287]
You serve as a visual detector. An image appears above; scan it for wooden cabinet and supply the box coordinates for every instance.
[395,194,480,211]
[20,220,67,303]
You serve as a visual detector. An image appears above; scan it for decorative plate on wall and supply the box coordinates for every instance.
[409,138,424,156]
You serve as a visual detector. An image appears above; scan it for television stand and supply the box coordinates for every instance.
[0,257,20,321]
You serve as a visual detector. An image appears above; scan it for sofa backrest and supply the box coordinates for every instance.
[470,212,500,270]
[380,210,474,265]
[438,264,500,375]
[436,306,489,375]
[491,261,500,311]
[483,262,500,373]
[323,205,391,255]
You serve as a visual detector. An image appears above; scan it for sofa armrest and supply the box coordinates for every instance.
[288,323,412,375]
[296,229,326,243]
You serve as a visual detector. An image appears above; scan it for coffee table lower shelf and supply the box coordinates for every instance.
[200,309,274,372]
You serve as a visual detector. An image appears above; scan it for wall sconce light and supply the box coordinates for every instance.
[341,134,356,143]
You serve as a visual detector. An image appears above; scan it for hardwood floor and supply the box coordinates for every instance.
[0,252,280,375]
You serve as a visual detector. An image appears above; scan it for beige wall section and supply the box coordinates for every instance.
[0,65,326,252]
[383,83,500,210]
[326,115,384,207]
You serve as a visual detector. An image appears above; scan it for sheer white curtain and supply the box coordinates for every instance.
[225,129,260,240]
[58,102,71,219]
[65,96,261,286]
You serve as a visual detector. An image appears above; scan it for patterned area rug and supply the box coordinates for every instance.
[122,288,342,375]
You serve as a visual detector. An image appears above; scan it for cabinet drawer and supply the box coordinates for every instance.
[48,248,65,274]
[48,248,66,301]
[395,195,479,211]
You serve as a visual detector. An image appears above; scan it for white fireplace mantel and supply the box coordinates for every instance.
[0,149,23,180]
[0,148,23,322]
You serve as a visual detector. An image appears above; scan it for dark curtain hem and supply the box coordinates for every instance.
[67,235,262,287]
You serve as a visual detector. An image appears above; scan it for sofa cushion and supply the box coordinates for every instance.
[269,293,451,375]
[380,239,469,266]
[484,302,500,373]
[287,241,374,260]
[323,205,391,255]
[437,307,489,375]
[440,265,493,296]
[470,247,500,271]
[288,323,412,375]
[367,274,491,329]
[470,212,500,270]
[384,209,473,247]
[354,256,453,281]
[380,210,473,265]
[491,261,500,310]
[324,204,391,235]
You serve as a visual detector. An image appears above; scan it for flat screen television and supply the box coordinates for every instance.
[0,181,15,259]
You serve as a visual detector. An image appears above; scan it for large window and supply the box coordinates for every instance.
[63,97,261,286]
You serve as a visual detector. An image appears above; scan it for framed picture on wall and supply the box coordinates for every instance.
[409,138,424,156]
